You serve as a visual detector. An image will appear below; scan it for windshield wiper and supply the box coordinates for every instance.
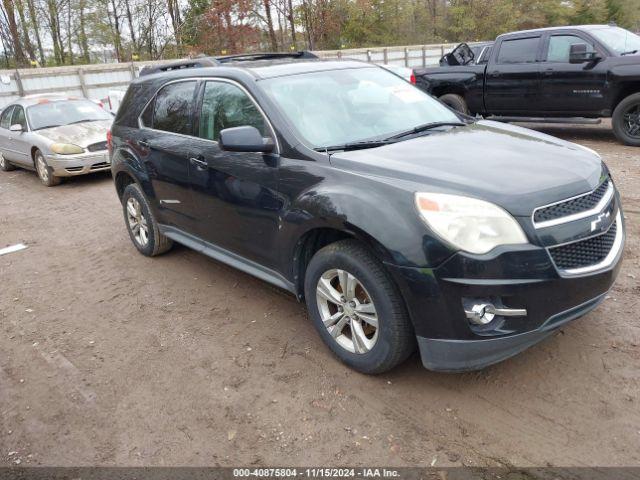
[385,121,466,141]
[313,139,394,153]
[621,50,638,56]
[33,124,61,131]
[67,118,104,125]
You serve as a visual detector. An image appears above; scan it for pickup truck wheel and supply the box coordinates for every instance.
[121,183,173,256]
[304,240,416,374]
[439,93,469,115]
[612,92,640,146]
[0,152,16,171]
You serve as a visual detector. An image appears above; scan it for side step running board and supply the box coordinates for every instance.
[486,116,602,125]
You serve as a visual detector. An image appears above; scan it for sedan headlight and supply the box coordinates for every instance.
[415,192,528,254]
[51,143,84,155]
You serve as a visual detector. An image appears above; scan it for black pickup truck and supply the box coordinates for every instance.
[414,25,640,146]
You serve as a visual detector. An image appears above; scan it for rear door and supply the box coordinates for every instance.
[0,106,16,160]
[138,80,199,231]
[9,106,31,166]
[484,35,543,114]
[187,79,283,269]
[538,32,608,114]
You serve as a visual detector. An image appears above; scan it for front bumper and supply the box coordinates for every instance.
[46,151,110,177]
[386,223,624,372]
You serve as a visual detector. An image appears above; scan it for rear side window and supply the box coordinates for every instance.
[0,106,14,129]
[497,37,540,64]
[152,81,197,135]
[198,81,267,142]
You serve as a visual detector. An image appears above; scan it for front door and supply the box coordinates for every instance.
[484,35,543,114]
[539,33,609,114]
[139,80,199,231]
[188,80,283,269]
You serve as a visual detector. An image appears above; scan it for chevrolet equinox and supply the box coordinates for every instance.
[110,53,625,373]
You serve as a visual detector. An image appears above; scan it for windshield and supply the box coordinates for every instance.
[260,67,460,149]
[589,26,640,55]
[27,100,112,130]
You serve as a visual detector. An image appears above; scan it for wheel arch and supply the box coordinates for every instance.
[611,83,640,112]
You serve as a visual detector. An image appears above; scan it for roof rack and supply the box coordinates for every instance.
[139,58,218,77]
[215,51,318,63]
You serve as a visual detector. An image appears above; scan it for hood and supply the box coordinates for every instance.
[36,120,112,148]
[329,121,605,216]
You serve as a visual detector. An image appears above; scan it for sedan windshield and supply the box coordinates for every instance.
[589,26,640,55]
[27,99,112,131]
[260,67,461,149]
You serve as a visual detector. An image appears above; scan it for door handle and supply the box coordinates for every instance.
[190,156,208,169]
[138,139,150,148]
[543,68,554,76]
[489,71,501,78]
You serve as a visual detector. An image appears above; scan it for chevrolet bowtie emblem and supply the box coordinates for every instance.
[591,211,610,232]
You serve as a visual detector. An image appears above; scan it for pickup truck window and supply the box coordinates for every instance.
[497,37,540,64]
[547,35,595,62]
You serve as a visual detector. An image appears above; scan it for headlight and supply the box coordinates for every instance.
[415,192,528,254]
[51,143,84,155]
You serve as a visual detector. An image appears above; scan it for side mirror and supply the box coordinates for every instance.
[219,126,274,153]
[9,123,23,132]
[569,43,597,63]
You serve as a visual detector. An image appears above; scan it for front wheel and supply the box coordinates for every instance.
[612,92,640,146]
[34,149,61,186]
[304,240,416,374]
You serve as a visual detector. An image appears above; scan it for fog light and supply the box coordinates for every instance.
[463,298,528,326]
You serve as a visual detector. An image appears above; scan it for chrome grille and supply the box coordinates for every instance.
[534,178,610,225]
[87,141,108,152]
[549,220,618,271]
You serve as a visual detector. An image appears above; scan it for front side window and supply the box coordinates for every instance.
[152,81,197,135]
[11,106,27,130]
[497,37,540,64]
[27,100,112,131]
[547,35,595,62]
[198,81,267,141]
[0,106,14,129]
[260,67,459,149]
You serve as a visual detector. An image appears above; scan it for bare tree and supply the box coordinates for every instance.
[2,0,27,65]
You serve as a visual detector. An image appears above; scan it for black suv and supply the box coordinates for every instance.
[110,54,625,373]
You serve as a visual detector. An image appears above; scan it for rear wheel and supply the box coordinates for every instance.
[439,93,469,115]
[34,149,61,186]
[121,183,173,257]
[304,240,415,374]
[612,92,640,146]
[0,152,15,171]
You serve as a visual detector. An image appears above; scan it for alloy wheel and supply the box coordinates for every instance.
[623,104,640,138]
[36,155,49,182]
[126,197,149,247]
[316,268,379,354]
[0,153,5,168]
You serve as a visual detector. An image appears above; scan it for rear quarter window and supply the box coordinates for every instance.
[152,81,197,135]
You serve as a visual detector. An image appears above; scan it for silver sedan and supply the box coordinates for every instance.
[0,95,113,186]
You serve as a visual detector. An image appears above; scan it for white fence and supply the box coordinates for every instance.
[0,43,459,109]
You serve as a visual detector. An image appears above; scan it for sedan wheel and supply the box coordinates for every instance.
[316,268,379,354]
[126,197,149,247]
[0,152,15,171]
[34,150,60,186]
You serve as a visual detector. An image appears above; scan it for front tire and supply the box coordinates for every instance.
[34,149,61,186]
[121,183,173,257]
[439,93,469,115]
[612,92,640,146]
[304,240,416,374]
[0,152,16,171]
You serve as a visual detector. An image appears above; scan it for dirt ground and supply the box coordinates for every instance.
[1,121,639,468]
